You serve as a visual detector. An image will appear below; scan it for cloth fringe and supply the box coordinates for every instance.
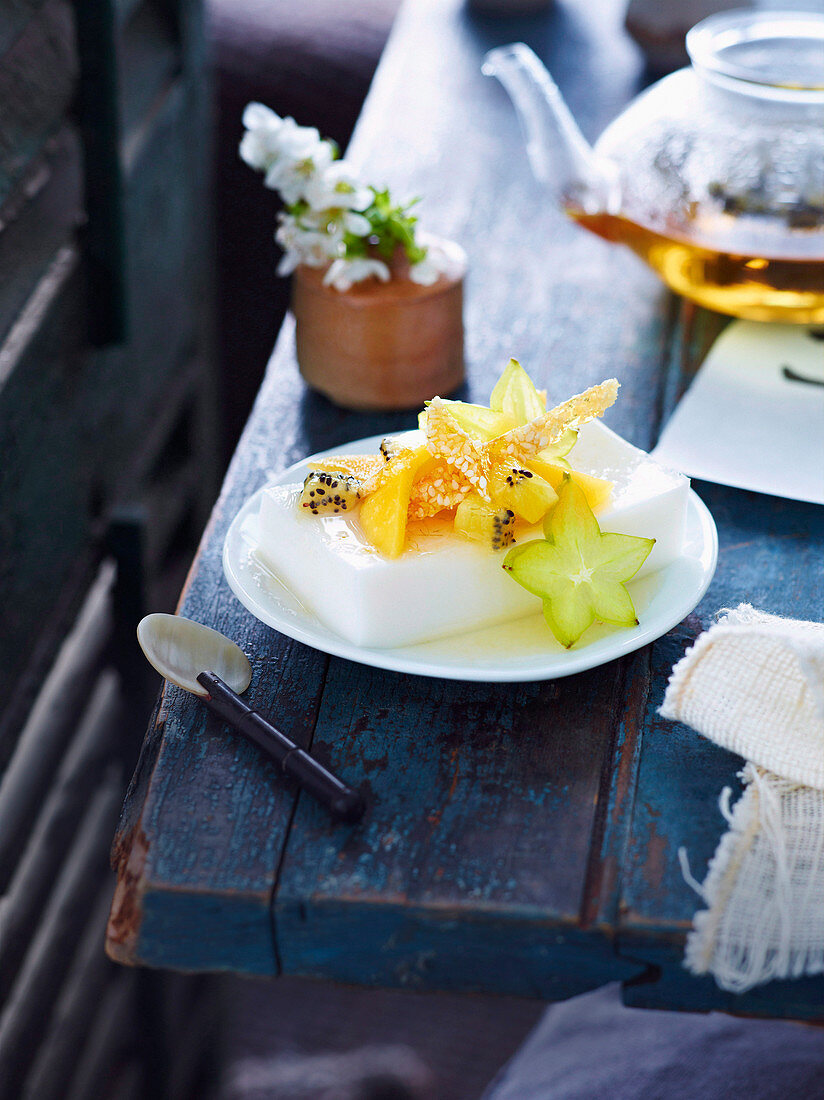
[663,605,824,993]
[682,765,824,993]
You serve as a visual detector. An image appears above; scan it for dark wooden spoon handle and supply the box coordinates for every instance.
[196,671,365,823]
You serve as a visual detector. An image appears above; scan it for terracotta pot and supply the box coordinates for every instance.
[292,238,466,410]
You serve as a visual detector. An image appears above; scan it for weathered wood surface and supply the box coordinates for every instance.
[0,0,216,746]
[611,306,824,1017]
[109,0,824,1015]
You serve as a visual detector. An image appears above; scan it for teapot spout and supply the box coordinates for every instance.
[482,44,620,216]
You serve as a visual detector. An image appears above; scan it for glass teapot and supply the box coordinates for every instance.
[483,11,824,323]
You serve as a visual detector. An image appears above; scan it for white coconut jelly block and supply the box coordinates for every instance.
[255,421,689,649]
[571,420,688,578]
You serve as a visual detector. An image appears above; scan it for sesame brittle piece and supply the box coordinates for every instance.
[424,397,491,498]
[408,461,474,519]
[487,379,619,468]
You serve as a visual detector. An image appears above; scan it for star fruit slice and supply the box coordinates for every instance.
[487,378,620,472]
[418,358,545,441]
[502,477,655,648]
[418,401,517,441]
[489,357,546,424]
[425,378,620,505]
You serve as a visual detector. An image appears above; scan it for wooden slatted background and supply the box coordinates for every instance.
[0,0,219,1095]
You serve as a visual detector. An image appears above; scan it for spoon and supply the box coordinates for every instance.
[137,614,365,823]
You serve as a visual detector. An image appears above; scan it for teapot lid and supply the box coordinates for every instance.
[687,10,824,103]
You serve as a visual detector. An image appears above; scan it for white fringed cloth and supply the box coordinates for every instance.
[660,605,824,994]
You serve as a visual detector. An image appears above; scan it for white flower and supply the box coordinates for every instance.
[275,213,342,274]
[301,205,372,240]
[303,162,372,214]
[323,258,391,291]
[276,251,301,276]
[339,209,372,236]
[408,255,438,285]
[409,246,454,285]
[270,117,323,161]
[239,103,287,171]
[239,129,281,173]
[264,135,335,204]
[240,106,329,198]
[242,102,281,132]
[241,101,445,292]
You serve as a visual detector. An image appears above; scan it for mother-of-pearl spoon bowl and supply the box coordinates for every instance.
[136,613,365,822]
[137,613,252,696]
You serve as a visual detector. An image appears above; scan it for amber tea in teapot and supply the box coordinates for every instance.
[568,210,824,324]
[485,12,824,324]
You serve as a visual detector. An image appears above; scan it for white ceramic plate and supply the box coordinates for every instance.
[223,436,718,682]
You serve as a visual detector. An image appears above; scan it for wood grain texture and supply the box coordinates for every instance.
[110,0,824,1014]
[0,248,94,725]
[616,308,824,1017]
[90,79,205,487]
[269,0,667,995]
[0,670,121,998]
[0,773,123,1100]
[111,0,659,990]
[22,885,122,1100]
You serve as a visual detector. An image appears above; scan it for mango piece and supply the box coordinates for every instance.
[525,453,613,514]
[358,447,431,558]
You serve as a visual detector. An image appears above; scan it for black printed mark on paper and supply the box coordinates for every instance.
[782,365,824,388]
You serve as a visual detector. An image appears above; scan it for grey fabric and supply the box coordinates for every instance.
[483,983,824,1100]
[219,974,542,1100]
[222,1044,432,1100]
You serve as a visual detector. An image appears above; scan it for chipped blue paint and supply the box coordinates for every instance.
[109,0,824,1016]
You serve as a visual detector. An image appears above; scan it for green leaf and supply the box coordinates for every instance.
[354,187,428,266]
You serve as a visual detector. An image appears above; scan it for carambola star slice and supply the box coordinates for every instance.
[502,476,655,648]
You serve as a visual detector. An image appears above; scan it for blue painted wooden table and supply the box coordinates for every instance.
[107,0,824,1018]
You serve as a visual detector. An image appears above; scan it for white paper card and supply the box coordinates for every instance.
[652,322,824,505]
